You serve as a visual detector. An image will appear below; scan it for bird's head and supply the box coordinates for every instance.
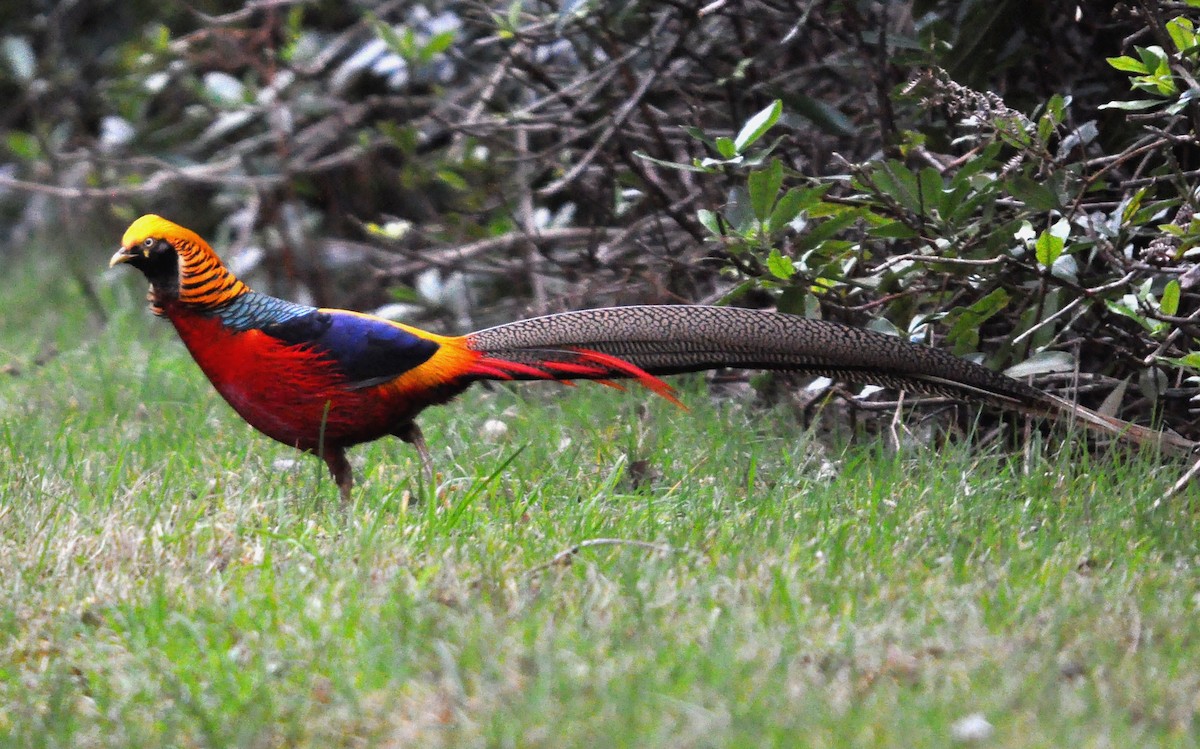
[110,215,248,313]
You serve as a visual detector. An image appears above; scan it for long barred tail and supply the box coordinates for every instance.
[464,305,1047,406]
[463,304,1196,455]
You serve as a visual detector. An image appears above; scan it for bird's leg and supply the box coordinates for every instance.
[321,446,353,503]
[394,422,436,491]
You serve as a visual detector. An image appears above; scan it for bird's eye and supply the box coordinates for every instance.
[143,237,155,248]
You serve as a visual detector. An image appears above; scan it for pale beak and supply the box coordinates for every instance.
[109,246,138,268]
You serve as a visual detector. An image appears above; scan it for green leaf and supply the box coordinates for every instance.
[766,248,796,280]
[723,186,755,235]
[946,289,1010,352]
[1037,112,1054,145]
[1105,300,1157,332]
[968,288,1010,319]
[1043,93,1068,125]
[918,167,944,216]
[697,209,722,236]
[748,159,784,222]
[421,30,457,61]
[5,130,40,160]
[388,284,422,303]
[868,220,918,239]
[1125,45,1178,96]
[1162,352,1200,369]
[1106,55,1149,73]
[683,126,720,151]
[715,136,737,159]
[1004,351,1077,379]
[1161,279,1182,316]
[945,181,996,224]
[1037,94,1067,143]
[633,150,712,173]
[733,100,782,154]
[1035,218,1069,268]
[1007,176,1061,211]
[1121,187,1148,225]
[1015,288,1062,350]
[1050,254,1078,284]
[768,186,815,231]
[795,208,865,251]
[1130,197,1181,227]
[371,17,410,57]
[776,286,808,315]
[1099,99,1165,111]
[699,155,743,169]
[1167,16,1196,54]
[952,142,1002,182]
[436,168,467,191]
[783,93,856,136]
[1167,92,1198,114]
[871,161,921,213]
[1136,45,1168,70]
[1153,66,1177,96]
[806,201,854,219]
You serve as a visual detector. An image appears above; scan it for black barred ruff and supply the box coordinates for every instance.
[174,238,251,311]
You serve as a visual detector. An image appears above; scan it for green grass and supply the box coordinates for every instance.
[2,252,1200,747]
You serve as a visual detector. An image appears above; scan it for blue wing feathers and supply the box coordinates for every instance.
[217,290,314,330]
[224,294,439,388]
[319,312,439,388]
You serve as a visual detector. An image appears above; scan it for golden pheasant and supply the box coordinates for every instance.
[110,215,1194,501]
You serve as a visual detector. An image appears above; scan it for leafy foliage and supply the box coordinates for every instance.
[3,1,1200,435]
[645,5,1200,437]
